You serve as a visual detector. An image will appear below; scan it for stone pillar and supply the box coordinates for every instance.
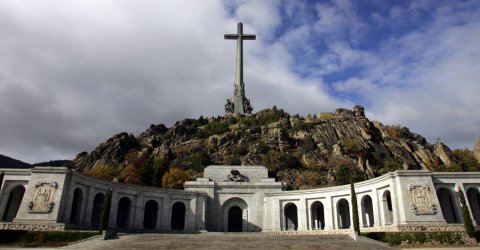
[156,198,163,230]
[372,189,381,227]
[133,193,144,230]
[324,196,334,230]
[108,190,118,228]
[161,195,170,231]
[81,186,94,227]
[298,198,307,231]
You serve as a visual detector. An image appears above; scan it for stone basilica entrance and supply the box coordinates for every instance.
[222,198,248,232]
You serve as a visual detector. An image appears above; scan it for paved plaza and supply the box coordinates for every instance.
[60,232,392,250]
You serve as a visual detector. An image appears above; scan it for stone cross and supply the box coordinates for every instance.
[224,22,255,114]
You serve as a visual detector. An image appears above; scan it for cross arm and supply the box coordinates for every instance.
[224,34,239,40]
[242,34,256,40]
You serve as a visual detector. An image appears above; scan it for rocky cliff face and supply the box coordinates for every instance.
[72,105,456,189]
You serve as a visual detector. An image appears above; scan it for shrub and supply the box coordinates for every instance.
[162,167,191,190]
[99,189,112,232]
[381,157,404,174]
[0,231,99,247]
[459,189,476,238]
[350,175,360,234]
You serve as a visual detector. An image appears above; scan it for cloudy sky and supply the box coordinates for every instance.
[1,0,479,163]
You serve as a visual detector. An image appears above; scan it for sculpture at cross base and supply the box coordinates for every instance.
[224,22,255,115]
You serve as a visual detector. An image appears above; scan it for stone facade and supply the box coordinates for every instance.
[1,166,480,234]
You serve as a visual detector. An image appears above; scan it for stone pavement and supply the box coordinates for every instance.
[60,232,393,250]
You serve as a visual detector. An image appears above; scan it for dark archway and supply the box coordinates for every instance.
[467,188,480,225]
[69,188,83,225]
[90,193,105,228]
[284,203,298,231]
[361,195,374,227]
[382,190,393,225]
[171,202,186,230]
[337,198,350,229]
[311,201,325,230]
[437,188,460,223]
[2,185,25,222]
[228,206,243,232]
[116,197,131,229]
[143,200,158,230]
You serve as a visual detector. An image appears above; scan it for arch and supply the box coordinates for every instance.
[2,185,25,222]
[337,198,350,229]
[284,203,298,231]
[116,197,131,229]
[467,188,480,225]
[381,190,393,225]
[437,188,460,223]
[143,200,158,230]
[222,198,248,232]
[90,192,105,228]
[361,195,374,227]
[310,201,324,230]
[171,202,186,230]
[69,188,83,225]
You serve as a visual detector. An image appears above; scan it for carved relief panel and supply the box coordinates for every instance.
[407,184,437,215]
[29,181,58,213]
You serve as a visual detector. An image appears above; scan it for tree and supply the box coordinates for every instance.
[153,157,170,187]
[453,149,480,172]
[162,167,191,190]
[99,189,112,232]
[381,157,404,174]
[139,157,155,186]
[459,189,475,238]
[350,175,360,234]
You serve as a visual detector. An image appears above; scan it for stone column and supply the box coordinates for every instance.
[372,189,381,227]
[133,193,144,230]
[324,196,334,230]
[108,190,118,228]
[298,198,307,231]
[156,198,163,230]
[161,195,170,231]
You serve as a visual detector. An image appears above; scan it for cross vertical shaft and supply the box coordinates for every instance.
[224,22,255,114]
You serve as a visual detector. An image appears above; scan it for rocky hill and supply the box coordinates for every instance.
[72,105,458,189]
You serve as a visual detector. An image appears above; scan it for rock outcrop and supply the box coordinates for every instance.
[72,105,456,188]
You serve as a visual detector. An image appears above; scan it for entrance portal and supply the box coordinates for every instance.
[228,206,243,232]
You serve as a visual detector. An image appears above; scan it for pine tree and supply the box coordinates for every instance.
[350,175,360,234]
[99,189,112,233]
[459,189,475,238]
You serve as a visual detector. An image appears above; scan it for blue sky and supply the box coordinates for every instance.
[0,0,479,163]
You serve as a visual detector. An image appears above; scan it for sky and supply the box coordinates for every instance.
[0,0,479,164]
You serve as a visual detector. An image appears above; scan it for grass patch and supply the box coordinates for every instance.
[0,230,99,247]
[362,232,465,246]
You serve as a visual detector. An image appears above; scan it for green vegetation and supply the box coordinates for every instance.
[334,158,362,185]
[153,157,170,187]
[0,230,99,247]
[459,189,475,238]
[385,125,413,140]
[350,175,360,234]
[99,189,112,232]
[184,150,211,173]
[448,149,480,172]
[197,121,230,138]
[262,151,301,177]
[363,231,465,246]
[381,157,404,174]
[139,157,155,186]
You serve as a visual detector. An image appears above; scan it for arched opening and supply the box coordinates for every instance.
[171,202,186,230]
[361,195,374,227]
[222,198,248,232]
[69,188,83,225]
[467,188,480,225]
[143,200,158,230]
[284,203,298,231]
[228,206,243,232]
[437,188,460,223]
[337,198,350,229]
[2,185,25,222]
[116,197,131,229]
[311,201,324,230]
[90,193,105,228]
[382,190,393,225]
